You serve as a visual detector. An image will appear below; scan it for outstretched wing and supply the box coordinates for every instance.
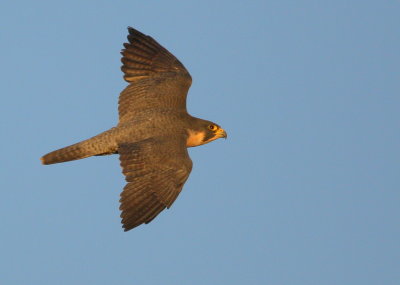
[118,136,193,231]
[118,27,192,124]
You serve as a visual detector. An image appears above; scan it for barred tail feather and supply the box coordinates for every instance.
[41,142,93,165]
[41,128,119,165]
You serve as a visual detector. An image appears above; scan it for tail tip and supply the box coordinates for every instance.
[40,156,47,165]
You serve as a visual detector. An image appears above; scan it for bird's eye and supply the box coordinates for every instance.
[208,124,217,131]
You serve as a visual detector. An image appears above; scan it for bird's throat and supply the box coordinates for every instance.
[186,130,206,147]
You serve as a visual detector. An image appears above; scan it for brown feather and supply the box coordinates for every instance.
[118,137,192,231]
[41,128,120,165]
[40,27,226,232]
[118,27,192,124]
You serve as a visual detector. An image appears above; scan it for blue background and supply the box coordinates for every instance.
[1,1,399,284]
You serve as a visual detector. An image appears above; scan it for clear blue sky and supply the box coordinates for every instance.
[1,1,399,284]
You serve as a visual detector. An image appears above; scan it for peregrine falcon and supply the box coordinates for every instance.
[41,27,227,231]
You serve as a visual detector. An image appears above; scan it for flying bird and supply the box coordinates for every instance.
[41,27,227,231]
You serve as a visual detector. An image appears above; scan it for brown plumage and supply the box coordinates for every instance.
[41,27,227,231]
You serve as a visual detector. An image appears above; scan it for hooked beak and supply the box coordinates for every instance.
[217,128,227,139]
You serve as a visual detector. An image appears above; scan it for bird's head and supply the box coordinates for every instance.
[186,120,227,147]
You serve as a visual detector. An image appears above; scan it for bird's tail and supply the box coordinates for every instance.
[41,142,94,165]
[41,128,119,165]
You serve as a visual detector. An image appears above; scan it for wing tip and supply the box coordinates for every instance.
[120,26,191,84]
[121,221,140,232]
[126,26,148,41]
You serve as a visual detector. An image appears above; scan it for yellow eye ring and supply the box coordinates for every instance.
[208,124,217,131]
